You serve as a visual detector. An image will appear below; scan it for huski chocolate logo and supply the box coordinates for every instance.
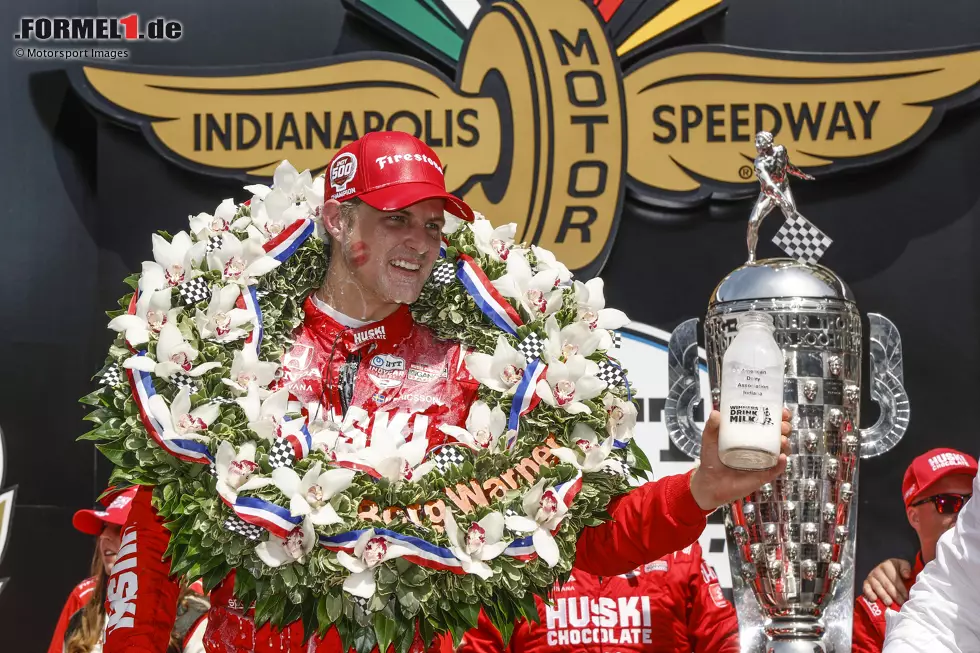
[69,0,980,277]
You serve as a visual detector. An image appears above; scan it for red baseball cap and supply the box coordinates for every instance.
[325,131,474,221]
[902,448,978,507]
[72,486,139,535]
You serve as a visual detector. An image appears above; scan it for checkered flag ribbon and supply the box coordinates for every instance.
[169,371,198,392]
[99,363,123,387]
[610,331,622,349]
[430,261,456,285]
[268,438,296,470]
[772,214,833,265]
[596,358,625,386]
[176,276,212,306]
[224,516,265,542]
[517,332,544,361]
[430,445,469,474]
[205,234,225,253]
[209,396,238,406]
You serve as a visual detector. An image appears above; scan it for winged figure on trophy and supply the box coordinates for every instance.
[664,133,910,653]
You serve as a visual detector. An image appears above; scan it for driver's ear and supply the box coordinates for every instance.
[322,200,344,240]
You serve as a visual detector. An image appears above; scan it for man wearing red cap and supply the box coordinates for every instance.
[104,131,790,653]
[851,447,977,653]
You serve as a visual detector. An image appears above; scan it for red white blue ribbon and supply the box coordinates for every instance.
[263,218,315,263]
[456,253,523,336]
[282,421,313,461]
[238,285,263,355]
[127,360,214,465]
[231,495,303,539]
[439,237,448,258]
[507,357,546,432]
[320,527,466,574]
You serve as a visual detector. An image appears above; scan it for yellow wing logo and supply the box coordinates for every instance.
[623,46,980,204]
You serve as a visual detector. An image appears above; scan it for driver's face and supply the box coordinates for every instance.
[335,198,446,306]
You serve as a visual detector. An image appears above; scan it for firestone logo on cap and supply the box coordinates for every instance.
[375,152,443,175]
[330,152,358,197]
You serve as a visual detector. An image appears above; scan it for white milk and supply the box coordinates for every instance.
[718,311,784,470]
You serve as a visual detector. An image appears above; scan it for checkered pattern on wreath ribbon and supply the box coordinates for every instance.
[430,260,456,285]
[596,359,625,387]
[169,371,198,392]
[610,331,622,349]
[268,438,296,470]
[206,235,224,253]
[224,516,265,542]
[430,445,469,474]
[772,214,833,265]
[516,332,544,361]
[209,396,238,406]
[100,363,123,387]
[176,276,212,306]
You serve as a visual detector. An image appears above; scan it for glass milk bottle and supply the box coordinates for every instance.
[718,311,784,470]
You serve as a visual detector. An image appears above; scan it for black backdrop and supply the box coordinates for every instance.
[1,0,978,650]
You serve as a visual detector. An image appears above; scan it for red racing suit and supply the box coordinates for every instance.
[104,297,712,653]
[458,543,739,653]
[851,553,924,653]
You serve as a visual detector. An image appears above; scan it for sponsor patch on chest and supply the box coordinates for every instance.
[407,362,449,383]
[369,354,405,375]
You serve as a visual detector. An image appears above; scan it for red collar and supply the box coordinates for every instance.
[301,297,415,351]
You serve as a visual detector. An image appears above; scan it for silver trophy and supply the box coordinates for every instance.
[664,134,909,653]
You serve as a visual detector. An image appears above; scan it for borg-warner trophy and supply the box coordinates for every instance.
[664,133,910,653]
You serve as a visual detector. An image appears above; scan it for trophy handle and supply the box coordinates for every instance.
[860,313,910,458]
[665,318,705,459]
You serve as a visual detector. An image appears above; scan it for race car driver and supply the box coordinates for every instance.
[458,542,739,653]
[103,131,791,653]
[851,447,977,652]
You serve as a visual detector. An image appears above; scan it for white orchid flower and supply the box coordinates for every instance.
[493,251,563,319]
[470,217,518,262]
[573,279,629,349]
[122,323,221,380]
[531,245,572,287]
[542,315,601,364]
[108,289,176,347]
[189,198,248,239]
[603,394,637,443]
[535,355,607,415]
[221,347,279,395]
[207,232,280,286]
[271,461,354,526]
[336,530,410,598]
[139,232,205,293]
[146,387,219,442]
[464,335,528,394]
[214,440,272,504]
[194,285,254,343]
[337,420,435,483]
[245,161,312,202]
[442,210,463,235]
[309,413,369,459]
[439,401,507,451]
[255,517,316,568]
[249,187,311,241]
[504,478,569,567]
[235,384,305,443]
[443,510,509,579]
[551,423,620,474]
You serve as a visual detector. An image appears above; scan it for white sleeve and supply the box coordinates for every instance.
[882,468,980,653]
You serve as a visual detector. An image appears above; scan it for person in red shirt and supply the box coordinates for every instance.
[851,447,977,653]
[457,542,739,653]
[103,131,791,653]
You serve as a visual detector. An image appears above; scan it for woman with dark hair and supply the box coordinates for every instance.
[48,487,210,653]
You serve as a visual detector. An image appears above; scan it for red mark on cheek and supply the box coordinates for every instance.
[350,241,369,268]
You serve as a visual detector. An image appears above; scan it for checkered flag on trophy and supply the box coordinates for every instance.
[772,214,833,265]
[176,276,212,306]
[430,260,456,285]
[516,332,544,361]
[431,445,469,474]
[224,516,265,542]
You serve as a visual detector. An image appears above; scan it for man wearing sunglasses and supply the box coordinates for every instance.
[851,447,977,653]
